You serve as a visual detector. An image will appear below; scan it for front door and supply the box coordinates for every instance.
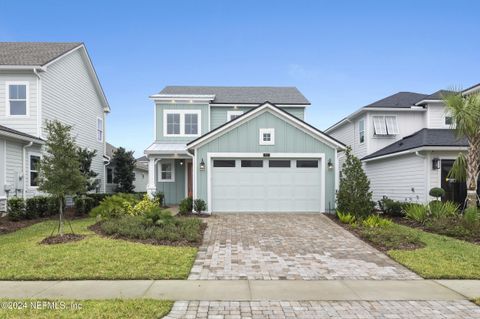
[441,159,467,204]
[187,162,193,197]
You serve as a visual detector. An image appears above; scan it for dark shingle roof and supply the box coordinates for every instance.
[365,92,428,108]
[158,86,310,105]
[136,156,148,162]
[0,42,82,66]
[0,125,43,142]
[362,129,468,160]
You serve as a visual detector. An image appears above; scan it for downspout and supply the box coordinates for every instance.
[186,149,195,200]
[22,142,34,199]
[103,156,111,194]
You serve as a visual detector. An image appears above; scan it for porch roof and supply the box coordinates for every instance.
[144,142,189,155]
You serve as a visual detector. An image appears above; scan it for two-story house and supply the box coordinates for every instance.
[145,86,345,214]
[326,84,480,205]
[0,42,110,210]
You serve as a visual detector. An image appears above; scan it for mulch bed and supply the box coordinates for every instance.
[39,233,86,245]
[325,214,425,252]
[88,221,207,248]
[177,212,211,218]
[0,217,48,235]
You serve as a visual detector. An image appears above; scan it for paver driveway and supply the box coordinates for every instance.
[189,213,419,280]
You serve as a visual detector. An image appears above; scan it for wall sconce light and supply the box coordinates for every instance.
[179,160,184,166]
[327,159,333,169]
[432,158,440,170]
[200,158,206,171]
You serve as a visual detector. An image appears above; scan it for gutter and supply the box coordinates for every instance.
[362,146,468,162]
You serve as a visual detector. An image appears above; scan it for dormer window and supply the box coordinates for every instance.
[164,110,201,137]
[373,116,399,136]
[7,82,28,116]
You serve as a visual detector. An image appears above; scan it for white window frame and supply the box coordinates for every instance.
[163,110,201,137]
[158,160,175,182]
[385,116,399,135]
[6,81,29,117]
[259,128,275,145]
[29,152,41,188]
[358,118,365,144]
[226,110,244,121]
[97,117,104,142]
[372,116,388,135]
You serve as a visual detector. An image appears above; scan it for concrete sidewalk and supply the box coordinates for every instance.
[0,280,478,301]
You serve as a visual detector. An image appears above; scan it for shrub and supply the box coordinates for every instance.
[130,195,158,216]
[101,215,203,243]
[404,203,428,224]
[337,147,375,218]
[153,192,165,207]
[429,187,445,200]
[143,207,174,227]
[193,199,207,213]
[35,196,50,217]
[429,200,459,220]
[7,197,26,221]
[25,198,40,219]
[87,193,110,207]
[378,197,405,217]
[463,207,480,230]
[74,196,96,215]
[47,196,64,216]
[178,197,193,215]
[336,211,356,224]
[361,215,392,228]
[90,194,138,220]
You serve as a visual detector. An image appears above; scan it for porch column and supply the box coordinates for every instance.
[147,156,158,198]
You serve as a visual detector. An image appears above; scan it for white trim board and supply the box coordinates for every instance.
[206,152,326,214]
[188,102,345,150]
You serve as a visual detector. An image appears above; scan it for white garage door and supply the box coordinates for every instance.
[211,158,322,213]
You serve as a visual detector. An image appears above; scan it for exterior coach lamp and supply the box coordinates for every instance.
[327,159,334,169]
[180,160,184,166]
[200,158,206,171]
[432,158,440,170]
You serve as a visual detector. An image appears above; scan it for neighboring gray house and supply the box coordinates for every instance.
[326,84,480,205]
[0,42,110,210]
[105,143,149,193]
[145,86,345,213]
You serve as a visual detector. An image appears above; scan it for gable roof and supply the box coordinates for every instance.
[157,86,310,105]
[362,129,468,161]
[0,42,82,66]
[187,101,345,150]
[365,92,428,108]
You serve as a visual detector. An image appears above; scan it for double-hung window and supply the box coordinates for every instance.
[29,154,40,187]
[373,116,398,136]
[7,82,28,116]
[159,160,175,182]
[164,110,201,136]
[97,117,104,142]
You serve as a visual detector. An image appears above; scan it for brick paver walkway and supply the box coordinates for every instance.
[189,214,419,280]
[165,300,480,318]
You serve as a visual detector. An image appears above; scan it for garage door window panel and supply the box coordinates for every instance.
[269,160,291,168]
[296,160,318,168]
[241,160,263,167]
[213,160,236,167]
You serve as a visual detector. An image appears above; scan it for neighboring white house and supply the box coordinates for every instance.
[0,42,110,210]
[105,143,149,193]
[326,84,480,205]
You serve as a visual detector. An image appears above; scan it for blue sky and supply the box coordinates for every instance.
[1,0,479,156]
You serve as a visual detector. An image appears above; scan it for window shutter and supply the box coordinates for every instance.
[385,116,399,135]
[373,116,387,135]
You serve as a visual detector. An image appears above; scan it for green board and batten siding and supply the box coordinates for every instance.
[155,159,186,205]
[210,106,305,129]
[194,110,337,212]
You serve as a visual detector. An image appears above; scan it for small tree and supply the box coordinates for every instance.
[337,147,374,218]
[77,147,99,192]
[112,147,136,193]
[38,121,86,235]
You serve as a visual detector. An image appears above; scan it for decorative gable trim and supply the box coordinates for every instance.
[187,102,345,150]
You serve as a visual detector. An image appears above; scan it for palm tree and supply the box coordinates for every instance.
[443,91,480,209]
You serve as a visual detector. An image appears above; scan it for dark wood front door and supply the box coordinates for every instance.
[187,162,193,197]
[441,159,467,204]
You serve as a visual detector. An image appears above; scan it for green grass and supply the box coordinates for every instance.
[0,299,172,319]
[0,218,197,280]
[383,223,480,279]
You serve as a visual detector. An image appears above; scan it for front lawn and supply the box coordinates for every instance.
[332,215,480,279]
[0,299,172,319]
[0,218,197,280]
